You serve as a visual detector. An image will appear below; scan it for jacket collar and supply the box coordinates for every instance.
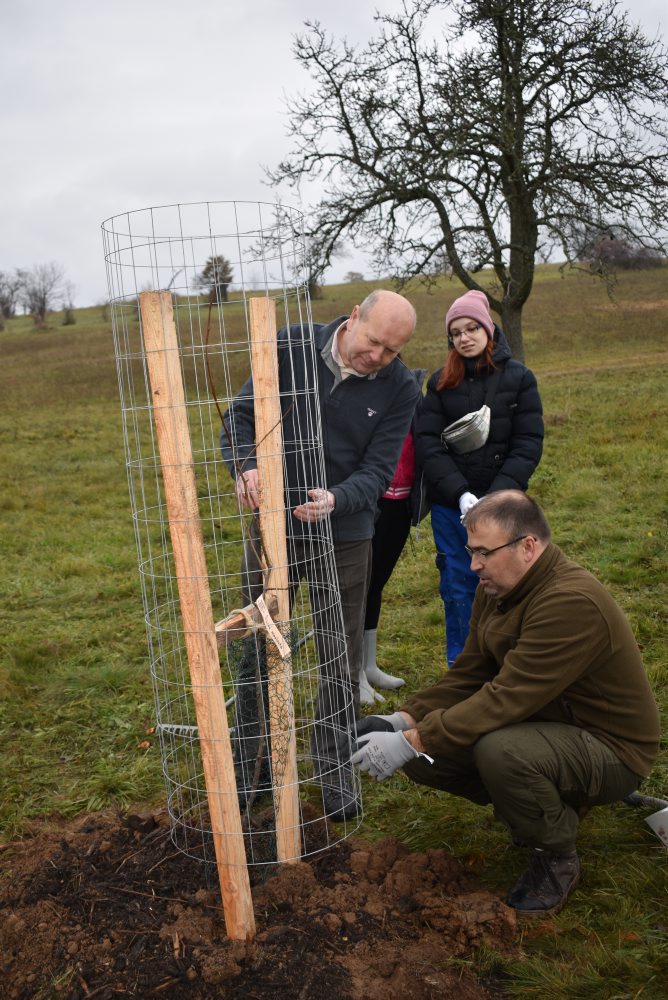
[495,542,562,612]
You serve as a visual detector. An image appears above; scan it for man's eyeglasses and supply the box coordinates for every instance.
[465,535,529,560]
[449,324,482,341]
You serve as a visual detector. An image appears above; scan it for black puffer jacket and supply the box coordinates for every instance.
[415,326,543,508]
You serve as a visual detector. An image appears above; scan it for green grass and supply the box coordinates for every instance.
[1,266,667,998]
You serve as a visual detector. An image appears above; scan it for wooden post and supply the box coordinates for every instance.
[139,291,255,942]
[249,296,301,862]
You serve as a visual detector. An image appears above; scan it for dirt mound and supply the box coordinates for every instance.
[0,806,517,999]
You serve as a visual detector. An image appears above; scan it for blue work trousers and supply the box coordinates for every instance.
[430,502,478,666]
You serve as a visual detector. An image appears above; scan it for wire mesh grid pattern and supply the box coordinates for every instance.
[102,201,363,873]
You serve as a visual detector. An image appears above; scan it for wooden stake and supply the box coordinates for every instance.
[249,296,301,862]
[139,291,255,942]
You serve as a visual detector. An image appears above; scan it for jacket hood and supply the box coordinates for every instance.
[492,324,512,363]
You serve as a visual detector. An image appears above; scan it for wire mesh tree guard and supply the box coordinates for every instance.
[102,201,363,940]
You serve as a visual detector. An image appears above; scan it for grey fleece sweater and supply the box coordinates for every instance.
[220,316,421,542]
[402,543,660,778]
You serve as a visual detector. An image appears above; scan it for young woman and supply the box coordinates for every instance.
[415,290,543,665]
[360,368,427,706]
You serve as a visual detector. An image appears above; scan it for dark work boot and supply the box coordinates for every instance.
[321,781,361,822]
[507,848,581,916]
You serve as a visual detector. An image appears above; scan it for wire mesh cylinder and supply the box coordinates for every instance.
[102,201,363,869]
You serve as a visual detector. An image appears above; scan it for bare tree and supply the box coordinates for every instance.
[0,269,22,330]
[306,268,323,300]
[18,262,67,328]
[195,255,233,304]
[270,0,668,359]
[343,271,365,282]
[62,281,76,325]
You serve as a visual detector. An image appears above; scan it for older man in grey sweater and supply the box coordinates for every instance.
[222,290,420,820]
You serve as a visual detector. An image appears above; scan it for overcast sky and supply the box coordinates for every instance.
[1,0,665,308]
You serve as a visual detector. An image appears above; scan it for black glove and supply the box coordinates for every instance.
[355,712,410,739]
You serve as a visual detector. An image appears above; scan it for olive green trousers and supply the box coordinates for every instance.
[403,721,640,854]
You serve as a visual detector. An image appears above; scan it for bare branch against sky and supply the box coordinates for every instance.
[1,0,664,307]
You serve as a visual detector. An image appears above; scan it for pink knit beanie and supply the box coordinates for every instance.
[445,290,494,339]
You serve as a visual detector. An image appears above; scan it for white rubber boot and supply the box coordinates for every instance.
[364,629,405,689]
[359,667,385,706]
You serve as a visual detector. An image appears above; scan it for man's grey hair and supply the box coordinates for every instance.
[358,289,417,326]
[462,490,552,543]
[358,289,383,318]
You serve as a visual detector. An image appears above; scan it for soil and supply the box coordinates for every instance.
[0,804,519,1000]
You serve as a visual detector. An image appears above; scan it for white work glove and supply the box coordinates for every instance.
[355,712,411,739]
[352,730,419,782]
[459,491,479,522]
[293,488,336,523]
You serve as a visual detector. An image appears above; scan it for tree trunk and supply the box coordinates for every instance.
[500,302,525,362]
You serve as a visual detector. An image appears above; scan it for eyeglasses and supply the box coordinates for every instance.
[465,535,529,560]
[449,324,482,341]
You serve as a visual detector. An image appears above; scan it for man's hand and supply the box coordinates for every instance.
[355,712,414,739]
[293,488,336,522]
[236,470,260,510]
[352,730,418,781]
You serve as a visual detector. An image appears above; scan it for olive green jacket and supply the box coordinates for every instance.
[402,543,660,778]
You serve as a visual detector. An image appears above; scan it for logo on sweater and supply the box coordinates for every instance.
[367,408,377,417]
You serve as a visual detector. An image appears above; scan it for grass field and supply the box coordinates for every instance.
[1,265,667,998]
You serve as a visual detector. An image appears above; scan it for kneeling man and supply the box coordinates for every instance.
[353,491,660,915]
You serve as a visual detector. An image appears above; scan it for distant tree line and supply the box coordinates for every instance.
[193,255,324,302]
[575,226,664,273]
[0,262,73,330]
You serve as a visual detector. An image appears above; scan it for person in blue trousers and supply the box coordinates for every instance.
[415,290,543,665]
